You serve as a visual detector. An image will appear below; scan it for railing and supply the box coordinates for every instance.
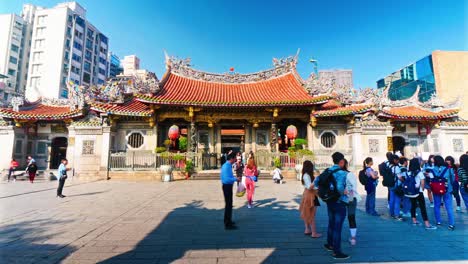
[109,149,352,172]
[109,151,200,171]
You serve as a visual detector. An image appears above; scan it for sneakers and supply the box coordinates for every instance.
[332,253,350,260]
[412,221,421,226]
[456,206,461,212]
[429,203,434,208]
[323,244,333,252]
[425,225,437,230]
[393,216,403,221]
[371,212,380,216]
[448,225,455,231]
[349,238,356,246]
[247,204,252,209]
[436,222,442,226]
[225,224,238,230]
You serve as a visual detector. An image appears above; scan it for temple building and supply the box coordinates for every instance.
[0,54,467,180]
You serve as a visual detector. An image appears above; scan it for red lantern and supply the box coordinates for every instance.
[286,125,297,139]
[229,67,234,72]
[168,125,180,140]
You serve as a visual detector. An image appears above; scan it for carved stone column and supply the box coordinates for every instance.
[270,122,278,152]
[190,120,197,153]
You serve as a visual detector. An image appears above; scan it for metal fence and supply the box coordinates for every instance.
[109,149,351,171]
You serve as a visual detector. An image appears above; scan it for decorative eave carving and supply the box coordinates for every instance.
[10,96,24,112]
[165,53,298,84]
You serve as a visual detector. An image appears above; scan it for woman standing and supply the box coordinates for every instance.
[445,156,461,212]
[423,155,435,207]
[458,155,468,212]
[405,158,437,230]
[364,157,379,216]
[299,160,322,238]
[26,162,38,183]
[343,159,361,245]
[431,155,455,230]
[244,157,258,208]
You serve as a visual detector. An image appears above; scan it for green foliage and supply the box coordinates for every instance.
[174,154,184,161]
[160,151,169,160]
[178,136,188,151]
[185,159,194,174]
[274,157,281,168]
[297,149,314,158]
[163,139,171,148]
[294,138,307,149]
[155,147,166,153]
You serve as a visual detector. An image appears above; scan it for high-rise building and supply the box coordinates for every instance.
[318,69,353,88]
[24,2,109,100]
[376,50,468,119]
[0,6,38,103]
[122,55,140,76]
[108,52,123,78]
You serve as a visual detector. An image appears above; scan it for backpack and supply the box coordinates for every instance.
[317,168,342,203]
[381,162,396,187]
[358,169,368,186]
[403,171,419,198]
[430,167,449,195]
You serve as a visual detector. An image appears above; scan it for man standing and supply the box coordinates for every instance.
[221,152,238,230]
[57,158,69,198]
[315,152,349,259]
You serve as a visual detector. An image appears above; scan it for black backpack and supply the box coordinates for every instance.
[317,168,342,203]
[358,169,368,186]
[380,162,395,187]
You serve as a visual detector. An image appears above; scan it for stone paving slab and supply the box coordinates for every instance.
[0,179,467,264]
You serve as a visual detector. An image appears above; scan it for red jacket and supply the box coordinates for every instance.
[244,166,258,177]
[10,161,19,169]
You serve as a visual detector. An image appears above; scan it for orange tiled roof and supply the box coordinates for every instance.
[136,72,330,107]
[313,104,373,117]
[91,99,153,117]
[379,106,458,120]
[0,104,82,121]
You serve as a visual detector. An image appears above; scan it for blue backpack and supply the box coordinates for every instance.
[403,171,419,198]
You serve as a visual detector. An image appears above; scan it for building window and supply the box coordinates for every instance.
[82,140,95,155]
[71,66,80,75]
[453,139,464,153]
[37,141,47,155]
[8,69,16,76]
[15,140,23,154]
[320,131,336,149]
[9,56,18,64]
[31,64,42,75]
[33,52,43,62]
[27,141,33,154]
[30,77,41,87]
[73,41,82,50]
[72,53,81,63]
[127,132,144,149]
[11,44,19,52]
[34,39,45,49]
[36,27,45,37]
[368,139,379,153]
[37,15,47,26]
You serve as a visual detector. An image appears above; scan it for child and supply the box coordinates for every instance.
[364,157,379,216]
[272,166,283,184]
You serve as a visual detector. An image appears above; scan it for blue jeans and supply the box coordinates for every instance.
[452,181,461,207]
[388,188,401,217]
[365,191,377,214]
[402,196,411,214]
[459,186,468,210]
[433,193,454,225]
[326,201,347,255]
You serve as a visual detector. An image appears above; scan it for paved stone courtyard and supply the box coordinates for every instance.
[0,178,467,264]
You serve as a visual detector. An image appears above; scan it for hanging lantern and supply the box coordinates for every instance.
[286,125,298,139]
[168,125,180,140]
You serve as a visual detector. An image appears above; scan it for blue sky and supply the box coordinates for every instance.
[1,0,466,88]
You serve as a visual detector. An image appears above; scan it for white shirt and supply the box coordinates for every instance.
[272,168,282,180]
[404,171,425,193]
[303,173,313,189]
[346,172,362,202]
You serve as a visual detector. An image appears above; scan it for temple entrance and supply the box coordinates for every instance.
[50,137,67,169]
[392,136,406,156]
[221,127,244,154]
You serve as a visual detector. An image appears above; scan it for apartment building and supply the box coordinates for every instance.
[25,2,109,100]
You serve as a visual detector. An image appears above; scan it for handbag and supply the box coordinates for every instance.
[236,182,246,197]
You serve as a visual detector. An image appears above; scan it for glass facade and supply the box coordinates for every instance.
[376,55,436,102]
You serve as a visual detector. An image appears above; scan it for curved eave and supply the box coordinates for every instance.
[378,110,459,121]
[90,105,153,117]
[0,110,83,121]
[313,105,374,118]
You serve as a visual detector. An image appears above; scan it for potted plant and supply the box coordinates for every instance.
[155,146,166,153]
[294,138,307,150]
[274,157,281,169]
[178,136,188,152]
[184,159,194,179]
[174,153,185,169]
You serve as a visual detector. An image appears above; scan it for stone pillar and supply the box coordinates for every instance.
[215,124,222,154]
[100,125,111,171]
[252,126,257,152]
[189,121,197,153]
[348,122,363,169]
[307,123,314,151]
[0,125,16,171]
[153,123,159,149]
[208,125,215,153]
[66,126,76,173]
[270,122,278,152]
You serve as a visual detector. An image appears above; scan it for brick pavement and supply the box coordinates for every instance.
[0,179,467,264]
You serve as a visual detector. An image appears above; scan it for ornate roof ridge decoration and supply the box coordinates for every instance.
[72,111,102,127]
[165,53,298,84]
[41,97,71,107]
[10,96,24,112]
[85,72,160,103]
